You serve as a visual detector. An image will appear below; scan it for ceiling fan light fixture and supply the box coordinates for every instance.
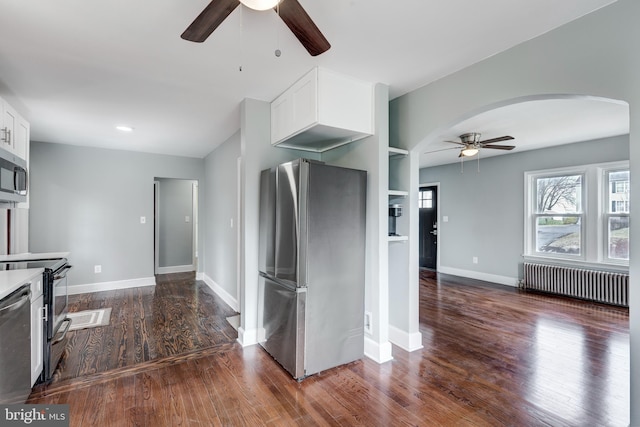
[239,0,281,11]
[461,147,479,157]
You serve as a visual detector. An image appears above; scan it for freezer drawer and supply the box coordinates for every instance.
[258,275,306,379]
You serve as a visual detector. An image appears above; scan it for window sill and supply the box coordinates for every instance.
[522,254,629,274]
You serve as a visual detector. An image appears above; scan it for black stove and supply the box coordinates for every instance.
[0,257,71,383]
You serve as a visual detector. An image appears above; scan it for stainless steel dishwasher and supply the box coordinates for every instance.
[0,284,31,404]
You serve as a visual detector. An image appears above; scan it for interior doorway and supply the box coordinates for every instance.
[154,178,199,275]
[419,185,438,270]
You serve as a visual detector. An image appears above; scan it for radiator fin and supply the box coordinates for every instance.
[523,263,628,307]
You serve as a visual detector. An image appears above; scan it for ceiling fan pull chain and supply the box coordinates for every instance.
[275,3,282,57]
[239,5,244,72]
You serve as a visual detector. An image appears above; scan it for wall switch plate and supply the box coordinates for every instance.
[140,216,146,224]
[364,311,373,334]
[185,216,190,223]
[473,256,478,264]
[94,265,102,273]
[443,216,449,222]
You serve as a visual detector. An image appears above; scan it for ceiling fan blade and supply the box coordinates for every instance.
[277,0,331,56]
[424,147,460,154]
[181,0,240,43]
[478,135,514,145]
[482,144,515,150]
[444,140,466,146]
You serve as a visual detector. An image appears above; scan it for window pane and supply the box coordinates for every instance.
[536,216,581,255]
[536,175,582,213]
[608,170,629,213]
[608,216,629,260]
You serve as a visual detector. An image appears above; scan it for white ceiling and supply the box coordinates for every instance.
[0,0,619,159]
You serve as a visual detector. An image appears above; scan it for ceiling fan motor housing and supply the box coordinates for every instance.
[460,132,482,145]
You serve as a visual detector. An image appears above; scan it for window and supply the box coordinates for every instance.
[605,169,629,261]
[419,189,433,209]
[525,161,629,267]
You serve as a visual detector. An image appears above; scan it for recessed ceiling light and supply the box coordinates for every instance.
[116,125,134,132]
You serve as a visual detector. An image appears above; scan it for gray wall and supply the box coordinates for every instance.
[203,131,240,299]
[420,136,629,282]
[390,0,640,420]
[29,141,205,286]
[156,178,195,268]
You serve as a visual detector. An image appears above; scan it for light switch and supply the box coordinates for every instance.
[140,216,146,224]
[443,216,449,222]
[185,216,190,223]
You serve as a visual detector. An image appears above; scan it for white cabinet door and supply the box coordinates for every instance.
[1,100,17,154]
[15,116,29,161]
[30,294,44,386]
[290,69,318,133]
[271,68,318,145]
[271,94,292,144]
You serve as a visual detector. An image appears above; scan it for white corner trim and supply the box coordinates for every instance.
[156,264,195,274]
[195,272,204,280]
[388,325,424,352]
[68,276,156,295]
[237,327,258,347]
[364,336,394,364]
[202,273,239,312]
[437,266,520,287]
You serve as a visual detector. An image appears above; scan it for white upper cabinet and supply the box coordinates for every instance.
[1,99,17,154]
[0,96,29,161]
[271,68,374,152]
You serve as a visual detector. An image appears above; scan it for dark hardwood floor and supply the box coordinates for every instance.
[28,271,629,426]
[49,272,239,382]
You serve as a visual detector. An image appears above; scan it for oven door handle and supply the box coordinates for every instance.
[54,265,73,280]
[52,317,72,344]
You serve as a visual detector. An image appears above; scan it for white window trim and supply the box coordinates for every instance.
[523,160,629,273]
[601,164,630,266]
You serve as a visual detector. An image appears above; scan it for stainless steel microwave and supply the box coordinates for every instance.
[0,146,28,203]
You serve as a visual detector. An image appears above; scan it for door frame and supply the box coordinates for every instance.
[419,182,440,271]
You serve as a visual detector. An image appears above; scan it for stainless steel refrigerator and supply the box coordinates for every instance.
[0,207,29,255]
[258,159,367,380]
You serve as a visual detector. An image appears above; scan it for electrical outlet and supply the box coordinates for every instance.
[364,311,373,334]
[94,265,102,273]
[472,256,478,264]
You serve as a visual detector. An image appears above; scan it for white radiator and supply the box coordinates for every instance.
[523,263,629,307]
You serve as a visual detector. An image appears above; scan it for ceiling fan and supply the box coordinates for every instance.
[181,0,331,57]
[443,132,515,157]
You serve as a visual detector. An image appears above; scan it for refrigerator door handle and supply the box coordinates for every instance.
[259,271,300,293]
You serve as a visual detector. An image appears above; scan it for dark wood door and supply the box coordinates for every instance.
[419,186,437,269]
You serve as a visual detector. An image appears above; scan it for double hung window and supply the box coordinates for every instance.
[525,161,629,267]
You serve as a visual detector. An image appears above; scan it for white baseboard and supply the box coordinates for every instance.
[202,273,239,312]
[364,337,393,364]
[237,327,258,347]
[388,325,424,352]
[195,272,204,281]
[156,264,195,274]
[437,266,519,287]
[68,276,156,295]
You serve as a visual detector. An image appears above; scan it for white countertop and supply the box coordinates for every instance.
[0,252,70,262]
[0,268,43,300]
